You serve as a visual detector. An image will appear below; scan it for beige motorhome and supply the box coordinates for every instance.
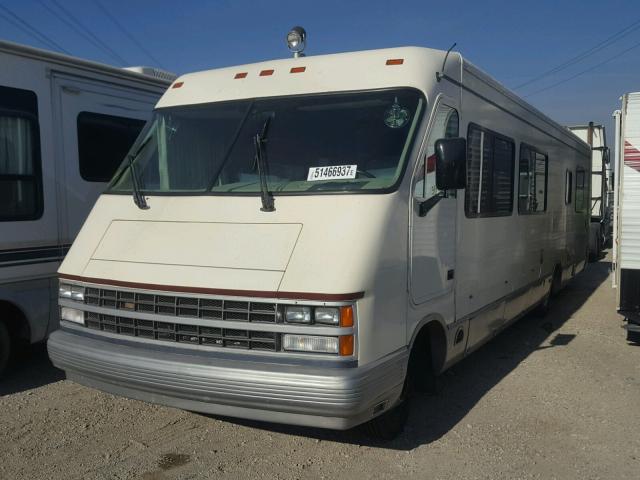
[48,34,590,439]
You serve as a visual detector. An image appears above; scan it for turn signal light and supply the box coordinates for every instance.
[340,306,354,327]
[339,335,354,356]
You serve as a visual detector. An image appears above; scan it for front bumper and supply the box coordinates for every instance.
[48,327,407,430]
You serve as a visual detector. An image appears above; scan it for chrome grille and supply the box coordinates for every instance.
[84,311,279,351]
[84,287,278,323]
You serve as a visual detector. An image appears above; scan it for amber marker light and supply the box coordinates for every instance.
[340,306,354,327]
[171,81,184,88]
[290,66,306,73]
[385,58,404,65]
[234,72,248,79]
[339,335,355,356]
[259,69,274,76]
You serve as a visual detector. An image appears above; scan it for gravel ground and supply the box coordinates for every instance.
[1,254,638,480]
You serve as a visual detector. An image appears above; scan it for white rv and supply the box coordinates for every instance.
[569,123,611,259]
[48,35,590,438]
[0,40,173,375]
[612,93,640,344]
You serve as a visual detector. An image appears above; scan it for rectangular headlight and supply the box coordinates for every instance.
[283,334,338,354]
[314,307,340,325]
[285,306,312,324]
[71,286,85,302]
[60,307,84,325]
[59,283,72,299]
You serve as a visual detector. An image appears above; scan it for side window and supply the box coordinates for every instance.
[565,170,573,204]
[575,167,587,212]
[0,85,42,221]
[414,104,459,199]
[465,124,514,217]
[77,112,146,182]
[518,145,548,214]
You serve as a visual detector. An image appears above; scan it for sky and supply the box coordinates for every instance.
[2,0,640,141]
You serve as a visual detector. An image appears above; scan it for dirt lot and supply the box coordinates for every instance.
[1,254,639,480]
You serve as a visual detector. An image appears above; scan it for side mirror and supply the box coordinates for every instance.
[435,138,466,190]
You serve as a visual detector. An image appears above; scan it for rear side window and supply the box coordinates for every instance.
[575,167,587,212]
[0,85,42,221]
[518,145,548,214]
[465,124,515,217]
[77,112,146,182]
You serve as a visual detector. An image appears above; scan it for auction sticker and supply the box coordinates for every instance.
[307,165,357,181]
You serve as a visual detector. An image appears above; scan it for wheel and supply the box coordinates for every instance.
[361,378,411,441]
[0,321,10,378]
[627,327,640,345]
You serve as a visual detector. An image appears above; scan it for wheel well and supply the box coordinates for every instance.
[410,320,447,376]
[0,300,31,342]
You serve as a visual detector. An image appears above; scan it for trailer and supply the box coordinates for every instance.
[612,93,640,343]
[568,123,611,260]
[0,40,173,375]
[48,30,590,438]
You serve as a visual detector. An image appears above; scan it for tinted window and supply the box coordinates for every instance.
[465,124,514,217]
[414,104,459,200]
[77,112,145,182]
[518,145,548,214]
[0,85,42,221]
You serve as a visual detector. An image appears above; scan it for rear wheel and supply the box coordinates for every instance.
[550,266,562,297]
[0,321,10,378]
[627,325,640,345]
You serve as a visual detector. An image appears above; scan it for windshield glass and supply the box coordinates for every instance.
[108,88,425,195]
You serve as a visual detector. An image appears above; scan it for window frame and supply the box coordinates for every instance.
[0,90,43,222]
[517,143,548,215]
[105,87,428,197]
[575,166,587,213]
[565,169,573,205]
[464,122,515,219]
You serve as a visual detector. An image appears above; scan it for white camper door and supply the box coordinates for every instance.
[52,75,157,244]
[410,103,459,305]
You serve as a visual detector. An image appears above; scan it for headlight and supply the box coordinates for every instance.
[283,334,338,354]
[59,283,72,299]
[285,306,311,324]
[71,286,85,302]
[59,283,84,302]
[60,307,84,325]
[314,307,340,325]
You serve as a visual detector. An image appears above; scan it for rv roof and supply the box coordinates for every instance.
[0,39,175,87]
[157,46,452,108]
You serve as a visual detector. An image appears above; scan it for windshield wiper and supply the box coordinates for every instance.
[253,116,275,212]
[127,135,151,210]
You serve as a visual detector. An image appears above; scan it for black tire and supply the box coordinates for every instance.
[627,328,640,345]
[0,321,10,378]
[362,380,411,441]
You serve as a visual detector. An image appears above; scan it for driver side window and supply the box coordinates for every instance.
[414,104,459,199]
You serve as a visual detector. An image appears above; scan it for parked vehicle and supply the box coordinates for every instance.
[0,40,173,375]
[568,123,611,259]
[48,32,591,438]
[612,94,640,344]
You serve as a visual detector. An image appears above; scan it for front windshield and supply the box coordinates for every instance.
[108,88,424,195]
